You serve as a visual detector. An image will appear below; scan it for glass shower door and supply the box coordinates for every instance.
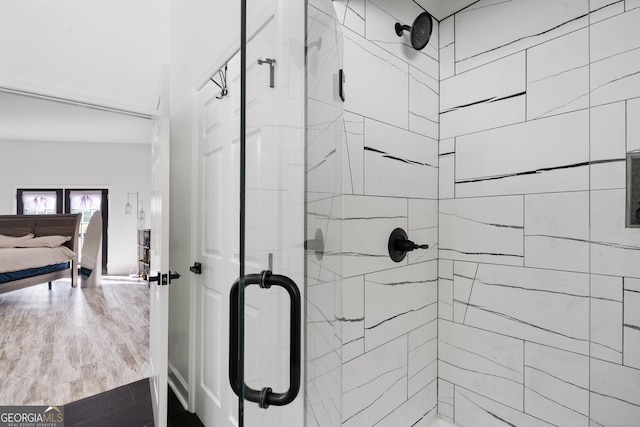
[231,0,306,425]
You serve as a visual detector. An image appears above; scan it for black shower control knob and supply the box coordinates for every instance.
[395,239,428,252]
[388,228,429,263]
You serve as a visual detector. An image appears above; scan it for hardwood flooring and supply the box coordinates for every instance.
[0,276,149,406]
[64,378,154,427]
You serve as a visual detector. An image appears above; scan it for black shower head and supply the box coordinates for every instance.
[395,11,433,51]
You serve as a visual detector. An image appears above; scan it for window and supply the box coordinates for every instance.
[16,189,63,214]
[16,188,109,273]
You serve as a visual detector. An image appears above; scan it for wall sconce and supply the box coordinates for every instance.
[125,192,145,228]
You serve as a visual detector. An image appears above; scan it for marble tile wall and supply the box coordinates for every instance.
[439,1,640,426]
[307,0,440,425]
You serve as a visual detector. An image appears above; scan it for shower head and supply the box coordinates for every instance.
[395,12,433,51]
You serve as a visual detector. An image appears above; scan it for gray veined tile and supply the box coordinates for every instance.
[407,320,438,397]
[624,289,640,369]
[440,196,524,266]
[409,66,439,139]
[439,320,524,411]
[342,275,364,362]
[342,335,408,427]
[629,0,640,11]
[407,199,438,264]
[591,0,624,10]
[306,100,343,196]
[375,378,437,427]
[439,276,454,321]
[439,154,455,200]
[439,259,454,321]
[590,7,640,106]
[524,342,589,427]
[440,52,526,139]
[364,261,437,351]
[629,98,640,152]
[590,358,640,427]
[455,110,590,197]
[440,258,454,280]
[462,264,590,355]
[342,27,409,129]
[439,138,455,155]
[526,28,589,120]
[591,275,623,363]
[590,0,625,23]
[438,379,455,422]
[455,387,555,427]
[440,43,455,80]
[439,15,454,48]
[454,0,589,74]
[363,119,438,199]
[342,111,364,195]
[524,191,590,273]
[307,195,343,277]
[591,190,640,278]
[453,261,479,324]
[442,52,526,112]
[592,275,624,302]
[591,102,626,190]
[340,195,407,277]
[332,0,365,36]
[590,5,640,63]
[626,277,640,292]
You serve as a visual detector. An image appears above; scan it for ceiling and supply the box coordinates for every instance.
[0,91,152,144]
[414,0,478,20]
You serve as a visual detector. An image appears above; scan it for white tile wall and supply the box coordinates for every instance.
[439,1,640,426]
[310,0,640,425]
[309,0,440,425]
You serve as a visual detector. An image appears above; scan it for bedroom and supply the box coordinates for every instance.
[0,0,162,418]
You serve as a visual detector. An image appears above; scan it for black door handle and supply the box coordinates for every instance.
[169,271,181,284]
[189,262,202,275]
[229,270,301,409]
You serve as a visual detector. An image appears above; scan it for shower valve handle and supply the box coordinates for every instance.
[388,228,429,262]
[395,239,429,252]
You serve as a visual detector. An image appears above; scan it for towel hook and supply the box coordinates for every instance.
[210,64,228,99]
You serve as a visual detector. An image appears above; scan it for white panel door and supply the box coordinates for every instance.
[194,53,242,427]
[149,64,171,427]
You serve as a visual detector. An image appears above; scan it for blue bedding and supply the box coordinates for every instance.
[0,262,69,284]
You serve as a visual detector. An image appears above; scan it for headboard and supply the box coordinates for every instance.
[0,214,81,253]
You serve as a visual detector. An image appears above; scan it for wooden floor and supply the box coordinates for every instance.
[0,276,150,406]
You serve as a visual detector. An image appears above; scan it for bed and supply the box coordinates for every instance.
[0,214,81,294]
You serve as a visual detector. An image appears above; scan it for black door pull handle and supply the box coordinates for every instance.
[229,270,301,408]
[189,262,202,274]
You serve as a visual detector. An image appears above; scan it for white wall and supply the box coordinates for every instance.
[170,0,239,113]
[0,0,169,113]
[0,140,151,275]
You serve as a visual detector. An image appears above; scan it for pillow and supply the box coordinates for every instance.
[0,233,34,248]
[16,235,71,248]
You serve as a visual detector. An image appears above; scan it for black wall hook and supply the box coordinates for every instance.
[388,228,429,262]
[211,64,228,99]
